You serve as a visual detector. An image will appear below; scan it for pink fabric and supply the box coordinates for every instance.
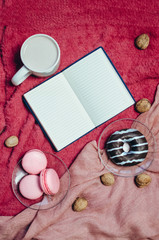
[0,87,159,239]
[1,0,159,216]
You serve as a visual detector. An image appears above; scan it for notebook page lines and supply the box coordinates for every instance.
[64,48,134,126]
[23,73,95,150]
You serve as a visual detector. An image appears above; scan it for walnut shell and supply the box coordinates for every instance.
[135,173,151,188]
[135,34,150,50]
[72,197,88,212]
[100,172,115,186]
[5,136,19,147]
[135,98,151,113]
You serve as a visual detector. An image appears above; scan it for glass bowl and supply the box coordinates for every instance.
[98,118,156,177]
[12,151,70,210]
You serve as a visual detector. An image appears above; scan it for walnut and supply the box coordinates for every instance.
[72,197,88,212]
[135,34,150,50]
[135,173,151,188]
[5,135,19,147]
[135,98,151,113]
[100,172,115,186]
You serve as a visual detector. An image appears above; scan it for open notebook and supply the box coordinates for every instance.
[23,47,135,151]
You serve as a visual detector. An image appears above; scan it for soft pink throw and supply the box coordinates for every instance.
[1,0,159,216]
[0,87,159,240]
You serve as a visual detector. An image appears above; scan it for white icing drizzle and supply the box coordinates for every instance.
[131,142,148,147]
[112,129,138,135]
[116,158,145,165]
[107,129,148,166]
[107,142,148,152]
[107,135,146,144]
[110,150,148,159]
[107,146,124,152]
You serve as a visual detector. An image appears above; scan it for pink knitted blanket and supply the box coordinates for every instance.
[1,0,159,216]
[0,86,159,240]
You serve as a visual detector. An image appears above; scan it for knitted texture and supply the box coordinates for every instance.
[0,0,159,215]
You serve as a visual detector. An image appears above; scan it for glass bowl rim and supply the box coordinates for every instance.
[12,151,71,210]
[97,118,156,177]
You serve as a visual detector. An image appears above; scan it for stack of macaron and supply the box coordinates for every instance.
[19,149,60,200]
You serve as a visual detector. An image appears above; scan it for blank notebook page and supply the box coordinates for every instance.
[23,74,95,150]
[64,48,135,126]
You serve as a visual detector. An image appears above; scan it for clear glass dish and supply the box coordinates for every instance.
[98,118,156,177]
[12,151,70,210]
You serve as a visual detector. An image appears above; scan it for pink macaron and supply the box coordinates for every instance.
[40,168,60,195]
[19,175,43,200]
[21,149,47,174]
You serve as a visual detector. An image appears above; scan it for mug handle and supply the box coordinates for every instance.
[11,66,32,86]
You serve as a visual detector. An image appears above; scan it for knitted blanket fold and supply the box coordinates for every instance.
[0,86,159,240]
[1,1,159,238]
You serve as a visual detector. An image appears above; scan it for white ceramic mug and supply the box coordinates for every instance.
[11,34,60,86]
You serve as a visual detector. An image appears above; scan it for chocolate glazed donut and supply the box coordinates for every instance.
[106,129,148,166]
